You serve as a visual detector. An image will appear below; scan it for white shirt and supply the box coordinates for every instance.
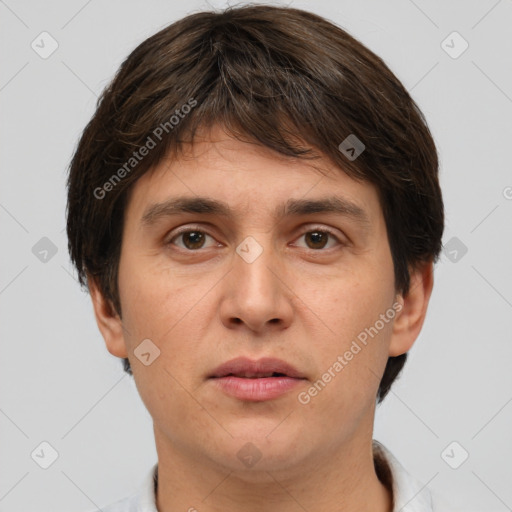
[99,441,455,511]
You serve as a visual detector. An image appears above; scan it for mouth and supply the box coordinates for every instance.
[218,371,289,378]
[208,357,306,401]
[209,356,305,379]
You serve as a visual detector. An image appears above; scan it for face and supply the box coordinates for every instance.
[95,125,422,476]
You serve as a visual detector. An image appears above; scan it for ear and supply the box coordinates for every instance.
[88,275,128,358]
[388,260,434,357]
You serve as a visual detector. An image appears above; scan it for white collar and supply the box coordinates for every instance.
[373,440,434,511]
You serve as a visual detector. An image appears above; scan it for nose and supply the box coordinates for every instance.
[218,236,294,334]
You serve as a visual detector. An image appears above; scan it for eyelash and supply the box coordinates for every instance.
[166,225,345,251]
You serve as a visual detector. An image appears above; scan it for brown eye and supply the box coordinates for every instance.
[304,231,330,249]
[295,229,341,250]
[168,230,216,250]
[181,231,205,250]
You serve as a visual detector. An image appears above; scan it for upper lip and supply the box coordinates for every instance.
[209,356,305,379]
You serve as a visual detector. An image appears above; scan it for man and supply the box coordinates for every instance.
[66,5,452,511]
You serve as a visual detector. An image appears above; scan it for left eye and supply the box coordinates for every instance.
[294,229,341,250]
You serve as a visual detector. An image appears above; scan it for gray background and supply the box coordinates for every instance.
[1,0,511,510]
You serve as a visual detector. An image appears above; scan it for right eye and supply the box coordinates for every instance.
[167,228,219,251]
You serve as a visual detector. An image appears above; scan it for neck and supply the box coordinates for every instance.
[153,429,393,512]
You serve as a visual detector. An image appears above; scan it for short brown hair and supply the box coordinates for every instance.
[66,4,444,403]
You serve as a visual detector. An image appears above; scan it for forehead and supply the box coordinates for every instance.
[124,126,382,229]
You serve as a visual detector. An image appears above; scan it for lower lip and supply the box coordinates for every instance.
[211,376,304,401]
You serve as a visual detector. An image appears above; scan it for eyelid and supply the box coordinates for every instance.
[296,224,343,239]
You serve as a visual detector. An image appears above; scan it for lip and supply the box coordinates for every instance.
[209,356,304,379]
[208,356,306,402]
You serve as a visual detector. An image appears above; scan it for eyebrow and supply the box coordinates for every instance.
[140,195,371,230]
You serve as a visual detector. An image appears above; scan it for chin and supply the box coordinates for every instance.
[214,444,307,481]
[210,424,309,472]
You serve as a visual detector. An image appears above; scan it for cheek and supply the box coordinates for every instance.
[118,259,218,391]
[120,270,208,430]
[296,271,395,408]
[299,273,392,346]
[118,257,202,345]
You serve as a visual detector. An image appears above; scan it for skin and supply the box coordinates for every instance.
[89,124,434,512]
